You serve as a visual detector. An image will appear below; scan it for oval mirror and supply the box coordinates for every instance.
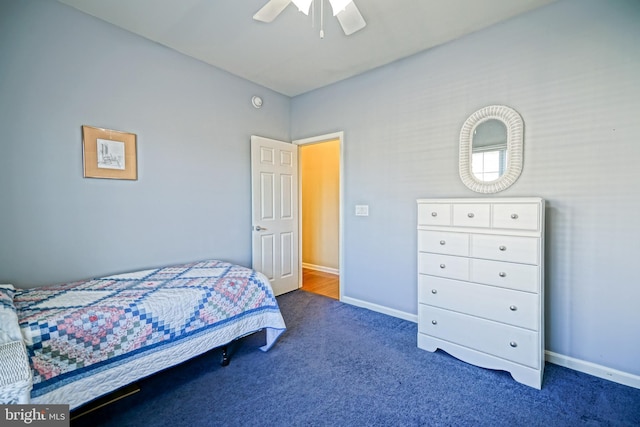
[459,105,523,193]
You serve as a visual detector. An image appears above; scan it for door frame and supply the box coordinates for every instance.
[293,131,344,301]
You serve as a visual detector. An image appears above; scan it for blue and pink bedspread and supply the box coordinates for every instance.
[9,259,286,407]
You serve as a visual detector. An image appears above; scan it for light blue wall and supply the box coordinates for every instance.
[0,0,290,286]
[291,0,640,377]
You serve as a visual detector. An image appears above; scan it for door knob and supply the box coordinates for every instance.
[254,226,268,231]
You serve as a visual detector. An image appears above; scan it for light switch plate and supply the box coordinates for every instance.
[355,205,369,216]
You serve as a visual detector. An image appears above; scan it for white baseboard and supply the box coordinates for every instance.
[302,263,339,275]
[341,296,417,323]
[545,350,640,389]
[340,297,639,390]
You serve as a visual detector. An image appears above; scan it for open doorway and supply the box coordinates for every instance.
[295,133,342,300]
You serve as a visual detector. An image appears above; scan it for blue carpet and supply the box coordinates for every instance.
[73,290,639,426]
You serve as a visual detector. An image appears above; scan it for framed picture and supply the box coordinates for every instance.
[82,125,137,180]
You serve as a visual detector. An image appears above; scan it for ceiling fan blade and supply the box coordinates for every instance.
[253,0,292,23]
[335,1,366,36]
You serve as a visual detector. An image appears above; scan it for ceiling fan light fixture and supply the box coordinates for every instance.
[328,0,352,16]
[292,0,313,15]
[254,0,365,36]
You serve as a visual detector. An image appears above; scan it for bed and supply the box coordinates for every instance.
[0,259,286,409]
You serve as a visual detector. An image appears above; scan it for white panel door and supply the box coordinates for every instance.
[251,135,299,295]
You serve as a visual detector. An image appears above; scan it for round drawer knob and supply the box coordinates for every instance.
[431,212,438,217]
[439,264,446,269]
[431,289,437,294]
[467,212,475,218]
[499,272,507,278]
[499,245,507,251]
[431,320,438,325]
[511,213,519,219]
[509,305,517,311]
[439,240,446,245]
[509,341,518,348]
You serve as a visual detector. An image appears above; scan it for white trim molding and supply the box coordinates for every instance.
[545,350,640,389]
[302,263,339,275]
[342,296,417,323]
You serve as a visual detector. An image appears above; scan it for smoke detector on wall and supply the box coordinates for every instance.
[252,96,263,109]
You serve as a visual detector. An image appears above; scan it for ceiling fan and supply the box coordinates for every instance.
[253,0,366,37]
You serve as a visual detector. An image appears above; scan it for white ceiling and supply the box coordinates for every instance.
[57,0,557,97]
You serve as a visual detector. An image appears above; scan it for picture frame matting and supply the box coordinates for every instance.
[82,125,137,180]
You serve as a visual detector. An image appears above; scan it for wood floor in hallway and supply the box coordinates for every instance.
[301,268,339,300]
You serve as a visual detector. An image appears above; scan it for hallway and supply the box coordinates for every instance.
[301,268,339,300]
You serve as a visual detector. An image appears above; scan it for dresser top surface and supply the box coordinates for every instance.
[417,197,544,204]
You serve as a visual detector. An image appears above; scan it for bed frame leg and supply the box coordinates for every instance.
[221,345,230,366]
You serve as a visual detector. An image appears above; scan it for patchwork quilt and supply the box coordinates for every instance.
[13,260,286,404]
[0,285,32,404]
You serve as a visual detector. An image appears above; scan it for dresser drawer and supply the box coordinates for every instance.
[418,253,469,281]
[419,275,539,330]
[418,230,469,256]
[471,234,539,265]
[492,203,540,231]
[452,203,491,228]
[471,259,539,293]
[419,306,540,368]
[418,203,451,226]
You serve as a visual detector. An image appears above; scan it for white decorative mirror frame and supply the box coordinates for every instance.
[459,105,524,193]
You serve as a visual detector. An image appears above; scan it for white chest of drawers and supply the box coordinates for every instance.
[417,197,545,389]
